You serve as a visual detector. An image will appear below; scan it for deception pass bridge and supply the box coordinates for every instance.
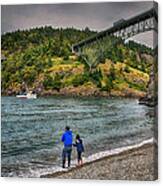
[72,6,158,54]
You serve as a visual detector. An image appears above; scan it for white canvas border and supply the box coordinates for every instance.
[0,0,162,185]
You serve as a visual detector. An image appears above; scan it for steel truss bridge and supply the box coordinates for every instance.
[72,7,158,54]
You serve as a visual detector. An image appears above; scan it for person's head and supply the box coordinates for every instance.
[65,126,70,131]
[76,134,80,140]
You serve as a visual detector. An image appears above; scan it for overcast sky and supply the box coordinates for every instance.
[1,1,156,47]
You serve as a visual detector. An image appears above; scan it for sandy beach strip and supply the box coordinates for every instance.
[42,142,158,180]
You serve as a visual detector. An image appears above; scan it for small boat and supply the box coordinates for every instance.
[16,91,37,99]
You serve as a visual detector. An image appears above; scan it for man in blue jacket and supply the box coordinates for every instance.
[61,126,73,168]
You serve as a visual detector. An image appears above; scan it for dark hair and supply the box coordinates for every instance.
[76,134,80,139]
[65,126,70,131]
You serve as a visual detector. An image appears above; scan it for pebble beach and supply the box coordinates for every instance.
[42,143,158,180]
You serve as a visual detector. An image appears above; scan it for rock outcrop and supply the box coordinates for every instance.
[139,53,158,107]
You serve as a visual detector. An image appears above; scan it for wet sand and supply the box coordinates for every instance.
[42,143,158,180]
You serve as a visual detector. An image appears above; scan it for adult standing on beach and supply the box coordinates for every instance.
[61,126,73,168]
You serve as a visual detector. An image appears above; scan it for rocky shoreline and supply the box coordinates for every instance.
[42,143,158,180]
[2,86,146,99]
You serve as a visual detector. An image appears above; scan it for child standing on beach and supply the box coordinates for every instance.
[73,134,84,166]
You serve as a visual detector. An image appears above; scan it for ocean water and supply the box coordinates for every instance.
[1,96,155,177]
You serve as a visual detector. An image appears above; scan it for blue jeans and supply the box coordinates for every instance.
[62,146,72,168]
[77,151,82,161]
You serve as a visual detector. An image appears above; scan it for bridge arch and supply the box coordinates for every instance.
[72,7,158,54]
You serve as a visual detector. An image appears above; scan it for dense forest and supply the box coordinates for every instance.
[1,26,154,97]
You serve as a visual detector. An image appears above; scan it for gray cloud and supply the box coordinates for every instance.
[1,2,156,47]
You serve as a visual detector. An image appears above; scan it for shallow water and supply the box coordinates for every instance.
[1,96,155,177]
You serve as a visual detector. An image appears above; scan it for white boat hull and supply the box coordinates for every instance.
[16,94,37,99]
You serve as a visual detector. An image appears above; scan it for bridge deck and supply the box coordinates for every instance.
[72,7,157,51]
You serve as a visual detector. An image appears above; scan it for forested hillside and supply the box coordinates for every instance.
[1,26,154,97]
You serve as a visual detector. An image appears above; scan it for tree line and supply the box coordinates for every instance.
[1,26,153,95]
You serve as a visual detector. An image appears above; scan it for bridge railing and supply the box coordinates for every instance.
[72,7,158,54]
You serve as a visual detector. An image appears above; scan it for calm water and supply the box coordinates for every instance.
[1,96,155,177]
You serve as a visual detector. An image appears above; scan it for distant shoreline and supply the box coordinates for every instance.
[1,92,145,99]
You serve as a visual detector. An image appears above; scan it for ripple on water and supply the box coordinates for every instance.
[1,96,155,177]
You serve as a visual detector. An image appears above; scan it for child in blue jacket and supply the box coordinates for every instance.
[73,134,84,166]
